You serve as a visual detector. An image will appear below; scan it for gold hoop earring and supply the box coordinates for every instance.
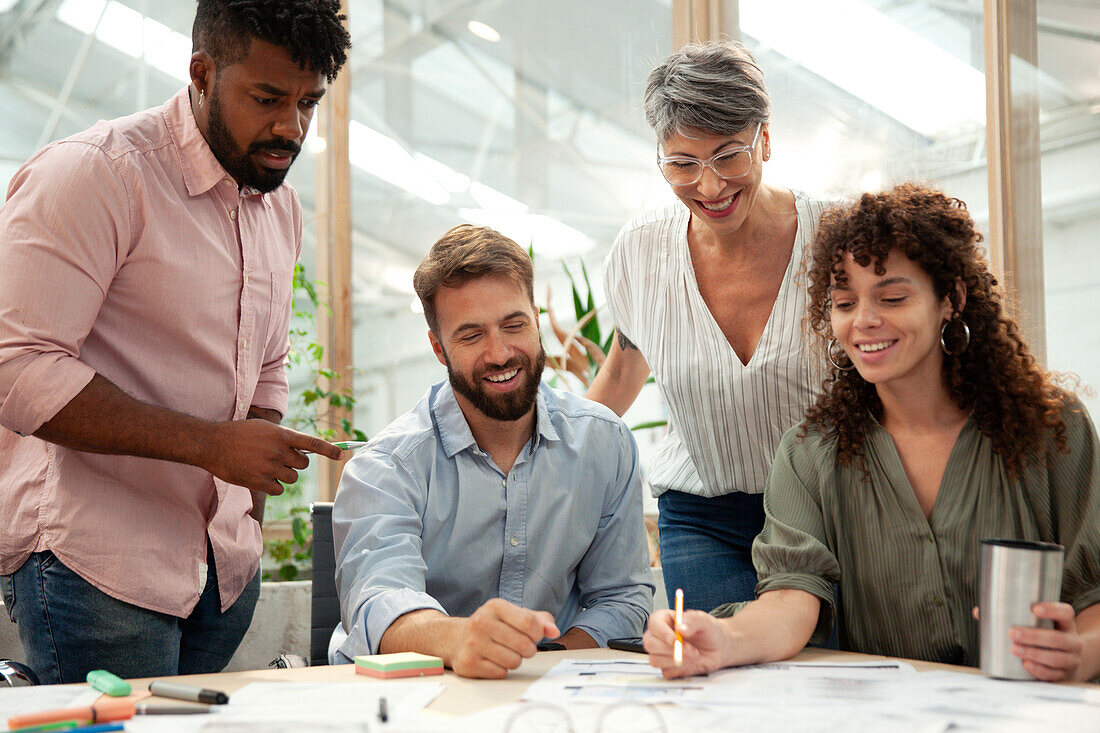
[828,338,855,371]
[940,317,970,356]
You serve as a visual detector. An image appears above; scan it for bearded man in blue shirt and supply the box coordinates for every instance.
[331,224,654,678]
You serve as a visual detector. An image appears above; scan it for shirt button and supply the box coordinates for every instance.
[238,401,246,412]
[224,179,234,187]
[229,209,238,220]
[501,479,506,488]
[933,597,945,607]
[510,537,518,547]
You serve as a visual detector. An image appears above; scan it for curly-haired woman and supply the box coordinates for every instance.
[644,183,1100,682]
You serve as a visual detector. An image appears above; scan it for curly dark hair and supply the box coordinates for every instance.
[193,0,351,83]
[803,182,1068,477]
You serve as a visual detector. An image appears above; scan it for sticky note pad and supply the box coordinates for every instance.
[354,652,444,679]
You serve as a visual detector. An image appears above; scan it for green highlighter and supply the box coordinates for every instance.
[333,441,368,450]
[86,669,132,697]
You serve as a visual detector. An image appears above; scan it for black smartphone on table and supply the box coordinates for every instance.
[607,637,647,654]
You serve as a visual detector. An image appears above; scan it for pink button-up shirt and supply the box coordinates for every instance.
[0,88,301,616]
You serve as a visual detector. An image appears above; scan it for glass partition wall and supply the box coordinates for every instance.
[1037,1,1100,417]
[0,0,1094,513]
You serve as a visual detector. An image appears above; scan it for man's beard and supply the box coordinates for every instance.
[445,346,546,422]
[205,86,300,194]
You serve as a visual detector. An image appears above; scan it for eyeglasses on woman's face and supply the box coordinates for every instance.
[656,123,762,186]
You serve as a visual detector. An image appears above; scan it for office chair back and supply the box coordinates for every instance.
[310,502,339,666]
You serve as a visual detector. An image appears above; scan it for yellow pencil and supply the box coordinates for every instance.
[673,587,684,666]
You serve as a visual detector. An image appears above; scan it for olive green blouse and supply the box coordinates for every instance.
[741,398,1100,668]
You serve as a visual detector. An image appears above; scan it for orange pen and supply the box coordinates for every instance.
[7,698,134,731]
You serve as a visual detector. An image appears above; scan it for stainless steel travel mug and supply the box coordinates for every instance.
[979,538,1064,679]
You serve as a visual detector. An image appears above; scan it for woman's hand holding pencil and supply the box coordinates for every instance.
[642,588,734,679]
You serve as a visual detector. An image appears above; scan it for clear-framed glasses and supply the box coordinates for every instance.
[656,123,762,186]
[504,701,668,733]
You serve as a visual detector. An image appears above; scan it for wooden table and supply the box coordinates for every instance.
[120,646,985,718]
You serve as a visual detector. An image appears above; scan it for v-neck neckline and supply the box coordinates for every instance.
[677,192,803,369]
[869,414,976,529]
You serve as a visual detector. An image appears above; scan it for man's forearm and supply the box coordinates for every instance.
[557,627,598,649]
[34,373,216,468]
[379,609,461,663]
[32,372,335,495]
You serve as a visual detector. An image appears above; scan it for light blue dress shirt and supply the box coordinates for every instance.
[331,380,654,661]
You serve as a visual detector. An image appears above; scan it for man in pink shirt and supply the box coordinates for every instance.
[0,0,349,684]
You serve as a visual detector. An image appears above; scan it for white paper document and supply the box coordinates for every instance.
[0,685,99,720]
[521,659,1100,733]
[898,671,1100,732]
[213,681,442,725]
[522,658,919,707]
[120,680,442,732]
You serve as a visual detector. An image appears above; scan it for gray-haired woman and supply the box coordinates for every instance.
[587,40,830,612]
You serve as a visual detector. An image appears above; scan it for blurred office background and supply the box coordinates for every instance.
[0,0,1096,512]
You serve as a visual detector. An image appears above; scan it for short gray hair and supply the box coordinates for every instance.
[644,40,770,143]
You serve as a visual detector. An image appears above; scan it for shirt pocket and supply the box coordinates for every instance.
[260,269,294,356]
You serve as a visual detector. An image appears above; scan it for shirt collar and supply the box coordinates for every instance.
[430,381,559,459]
[162,87,260,199]
[532,383,560,447]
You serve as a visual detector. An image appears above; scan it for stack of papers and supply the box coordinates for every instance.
[0,685,100,720]
[508,659,1100,732]
[115,681,443,733]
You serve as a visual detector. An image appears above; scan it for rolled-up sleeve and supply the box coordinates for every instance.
[1051,400,1100,614]
[0,143,131,436]
[752,427,840,644]
[570,422,654,644]
[332,448,446,659]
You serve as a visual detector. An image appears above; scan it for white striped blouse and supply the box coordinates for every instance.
[603,193,832,498]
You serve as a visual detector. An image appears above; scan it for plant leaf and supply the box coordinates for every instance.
[630,419,668,431]
[278,563,299,581]
[292,516,308,546]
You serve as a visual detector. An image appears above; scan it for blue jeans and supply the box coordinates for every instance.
[0,544,259,684]
[657,490,765,612]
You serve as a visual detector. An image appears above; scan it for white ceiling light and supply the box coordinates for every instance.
[467,20,501,43]
[0,0,21,12]
[469,181,528,213]
[383,265,416,294]
[459,208,593,258]
[305,126,327,155]
[859,170,884,192]
[741,0,985,136]
[349,121,451,205]
[56,0,190,83]
[413,153,470,193]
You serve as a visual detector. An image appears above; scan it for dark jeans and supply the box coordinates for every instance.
[657,489,766,612]
[0,544,259,684]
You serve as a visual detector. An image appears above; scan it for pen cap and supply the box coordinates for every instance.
[87,669,132,697]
